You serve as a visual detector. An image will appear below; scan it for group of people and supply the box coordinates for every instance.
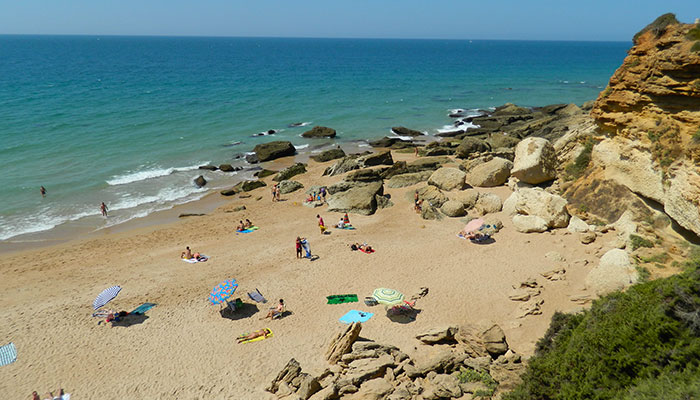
[181,246,206,261]
[236,219,254,232]
[236,298,286,343]
[306,187,326,203]
[295,237,312,258]
[271,184,281,202]
[414,190,423,213]
[39,186,109,217]
[31,388,67,400]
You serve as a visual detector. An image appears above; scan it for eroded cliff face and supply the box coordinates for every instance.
[588,16,700,236]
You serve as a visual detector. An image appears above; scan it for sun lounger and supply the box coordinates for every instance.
[339,310,374,324]
[0,342,17,367]
[238,329,273,344]
[247,288,267,303]
[327,294,359,304]
[130,302,157,315]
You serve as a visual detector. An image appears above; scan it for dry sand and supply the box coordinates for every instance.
[0,152,613,399]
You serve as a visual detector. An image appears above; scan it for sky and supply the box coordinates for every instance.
[0,0,697,41]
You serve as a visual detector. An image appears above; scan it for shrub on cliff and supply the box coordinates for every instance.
[504,258,700,400]
[633,13,679,44]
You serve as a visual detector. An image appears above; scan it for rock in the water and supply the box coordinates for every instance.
[440,200,466,217]
[386,171,432,188]
[301,126,336,138]
[585,249,639,295]
[417,185,448,208]
[327,181,383,215]
[567,215,590,233]
[369,137,413,148]
[193,175,207,188]
[466,157,513,187]
[514,188,570,228]
[219,164,235,172]
[450,189,480,209]
[415,326,458,344]
[428,167,467,191]
[391,126,424,136]
[220,189,237,196]
[254,141,296,162]
[199,165,218,171]
[512,215,549,233]
[474,193,502,215]
[510,137,557,184]
[455,137,490,159]
[361,150,394,166]
[274,163,307,181]
[326,323,362,364]
[278,180,304,194]
[310,148,346,162]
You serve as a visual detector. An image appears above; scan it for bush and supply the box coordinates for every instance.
[687,25,700,41]
[630,234,654,250]
[458,367,497,396]
[504,263,700,400]
[693,128,700,143]
[565,138,595,179]
[692,41,700,53]
[635,265,651,282]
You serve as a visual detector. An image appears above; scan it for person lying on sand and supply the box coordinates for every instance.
[237,328,271,343]
[260,299,285,320]
[458,229,484,240]
[106,310,129,323]
[350,243,372,252]
[181,246,193,259]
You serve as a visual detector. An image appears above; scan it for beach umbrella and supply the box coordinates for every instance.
[464,218,485,233]
[209,279,239,305]
[372,288,405,307]
[93,286,122,310]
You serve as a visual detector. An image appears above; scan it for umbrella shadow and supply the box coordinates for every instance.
[220,303,259,321]
[387,308,422,324]
[111,314,149,328]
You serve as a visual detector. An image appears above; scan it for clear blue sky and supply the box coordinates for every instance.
[0,0,697,41]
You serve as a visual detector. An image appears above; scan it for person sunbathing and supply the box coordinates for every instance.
[260,299,285,320]
[244,219,253,228]
[181,246,193,259]
[236,220,246,231]
[458,229,484,240]
[106,310,129,323]
[237,328,271,343]
[351,243,372,252]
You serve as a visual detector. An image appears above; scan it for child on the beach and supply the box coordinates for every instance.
[295,237,302,258]
[317,214,326,234]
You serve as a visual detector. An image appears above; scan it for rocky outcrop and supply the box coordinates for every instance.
[311,148,346,162]
[511,188,570,229]
[253,141,296,161]
[428,167,467,191]
[327,181,384,215]
[466,157,513,187]
[323,151,394,176]
[274,163,307,181]
[585,249,639,295]
[326,322,362,364]
[510,137,558,184]
[362,150,394,166]
[455,137,490,159]
[440,200,467,217]
[416,185,448,208]
[474,193,502,215]
[391,126,424,136]
[587,15,700,236]
[302,126,337,138]
[278,180,304,194]
[386,171,432,188]
[193,175,206,188]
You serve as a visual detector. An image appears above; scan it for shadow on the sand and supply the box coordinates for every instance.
[111,314,149,327]
[387,309,422,324]
[220,303,260,320]
[471,237,496,245]
[309,255,320,262]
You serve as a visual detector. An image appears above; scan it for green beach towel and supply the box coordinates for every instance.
[130,302,157,315]
[326,294,359,305]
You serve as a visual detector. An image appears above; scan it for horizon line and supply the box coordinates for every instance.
[0,32,632,43]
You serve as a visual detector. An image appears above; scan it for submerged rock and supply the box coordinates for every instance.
[302,126,336,138]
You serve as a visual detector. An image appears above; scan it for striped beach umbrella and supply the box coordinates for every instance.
[93,286,122,310]
[372,288,405,307]
[209,279,239,305]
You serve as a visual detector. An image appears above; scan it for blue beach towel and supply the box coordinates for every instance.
[130,302,157,315]
[339,310,373,324]
[0,342,17,367]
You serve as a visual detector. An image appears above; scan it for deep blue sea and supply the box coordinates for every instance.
[0,36,629,242]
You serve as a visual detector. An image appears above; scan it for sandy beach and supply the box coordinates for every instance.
[0,151,608,399]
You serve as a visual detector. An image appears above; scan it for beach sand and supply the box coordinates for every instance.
[0,152,610,399]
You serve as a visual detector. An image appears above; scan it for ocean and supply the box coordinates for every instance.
[0,36,629,242]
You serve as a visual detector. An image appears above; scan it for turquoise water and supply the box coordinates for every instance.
[0,36,629,241]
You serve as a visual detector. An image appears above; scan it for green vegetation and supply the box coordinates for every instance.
[627,57,641,68]
[565,138,595,179]
[687,24,700,40]
[601,86,612,98]
[693,127,700,143]
[457,367,497,397]
[638,253,670,264]
[635,265,651,282]
[647,131,661,142]
[633,13,679,44]
[692,41,700,53]
[504,258,700,400]
[630,234,655,250]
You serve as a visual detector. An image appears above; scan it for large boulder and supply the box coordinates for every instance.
[193,175,207,188]
[514,188,570,228]
[440,200,467,217]
[450,189,480,209]
[417,185,448,208]
[274,163,307,181]
[302,126,336,138]
[487,133,521,149]
[466,157,513,187]
[386,171,431,188]
[218,164,235,172]
[346,169,382,183]
[254,141,296,162]
[408,156,451,171]
[369,137,413,148]
[512,215,549,233]
[456,322,509,359]
[585,249,639,295]
[510,137,557,184]
[327,181,384,215]
[232,180,267,192]
[428,167,467,191]
[391,126,424,136]
[378,161,409,179]
[415,326,458,344]
[278,180,304,194]
[311,148,346,162]
[361,151,394,166]
[324,156,362,176]
[455,137,490,159]
[325,322,362,364]
[474,193,502,215]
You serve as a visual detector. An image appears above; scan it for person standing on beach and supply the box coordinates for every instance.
[317,214,326,234]
[100,202,108,217]
[271,184,277,202]
[319,187,326,203]
[275,185,281,201]
[40,186,46,197]
[296,237,302,258]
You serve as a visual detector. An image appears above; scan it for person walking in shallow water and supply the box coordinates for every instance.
[40,186,46,197]
[100,202,108,217]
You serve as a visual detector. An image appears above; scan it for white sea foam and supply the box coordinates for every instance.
[106,163,206,186]
[295,144,309,150]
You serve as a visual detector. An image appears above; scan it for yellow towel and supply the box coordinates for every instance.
[239,329,273,344]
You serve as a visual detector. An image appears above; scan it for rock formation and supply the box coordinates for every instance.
[254,141,296,162]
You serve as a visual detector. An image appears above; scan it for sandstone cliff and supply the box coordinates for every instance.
[587,14,700,236]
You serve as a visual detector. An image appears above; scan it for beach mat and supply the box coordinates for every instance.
[238,329,273,344]
[339,310,373,324]
[334,226,356,230]
[130,302,157,315]
[0,342,17,367]
[181,255,208,263]
[237,226,260,234]
[326,294,359,305]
